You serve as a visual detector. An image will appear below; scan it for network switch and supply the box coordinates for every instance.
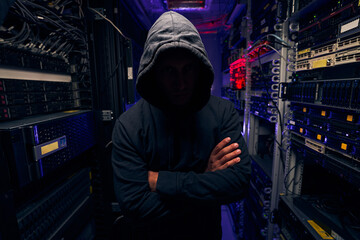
[337,33,360,51]
[296,62,360,80]
[296,48,312,61]
[296,33,360,62]
[334,46,360,65]
[296,53,335,71]
[312,43,336,58]
[0,110,95,188]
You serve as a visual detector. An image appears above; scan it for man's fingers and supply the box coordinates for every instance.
[219,148,241,165]
[218,157,241,170]
[217,142,240,159]
[211,137,231,155]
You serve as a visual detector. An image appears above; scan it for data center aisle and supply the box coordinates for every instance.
[221,205,238,240]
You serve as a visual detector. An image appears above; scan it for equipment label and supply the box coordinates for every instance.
[317,134,322,141]
[347,115,353,122]
[298,48,311,55]
[307,220,334,239]
[313,59,328,69]
[340,18,359,33]
[341,143,348,151]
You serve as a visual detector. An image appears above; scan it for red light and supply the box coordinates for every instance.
[247,40,272,61]
[229,58,246,90]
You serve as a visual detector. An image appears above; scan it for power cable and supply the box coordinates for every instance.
[88,7,130,41]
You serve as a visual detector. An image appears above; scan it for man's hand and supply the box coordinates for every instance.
[148,171,159,192]
[205,137,241,172]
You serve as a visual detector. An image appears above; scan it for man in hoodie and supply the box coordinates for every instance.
[112,11,251,240]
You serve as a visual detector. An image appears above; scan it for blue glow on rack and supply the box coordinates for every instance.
[39,159,44,177]
[34,125,39,145]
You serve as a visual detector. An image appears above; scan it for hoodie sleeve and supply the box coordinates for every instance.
[156,101,251,203]
[112,118,181,222]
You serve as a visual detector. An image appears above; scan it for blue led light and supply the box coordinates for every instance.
[34,125,39,145]
[39,159,44,177]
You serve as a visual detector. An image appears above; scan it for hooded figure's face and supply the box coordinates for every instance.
[155,49,199,107]
[136,11,214,111]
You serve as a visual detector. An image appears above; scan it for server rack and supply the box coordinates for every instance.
[223,0,360,239]
[278,0,360,239]
[239,0,293,238]
[221,2,249,238]
[0,0,101,239]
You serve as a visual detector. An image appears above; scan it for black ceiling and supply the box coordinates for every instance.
[120,0,247,34]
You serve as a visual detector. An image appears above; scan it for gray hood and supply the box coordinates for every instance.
[136,11,214,111]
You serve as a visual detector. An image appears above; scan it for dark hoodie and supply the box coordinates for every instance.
[112,11,251,240]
